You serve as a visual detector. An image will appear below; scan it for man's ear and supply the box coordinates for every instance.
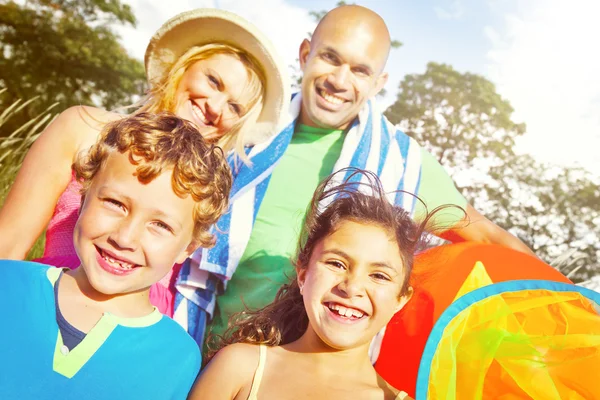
[395,286,413,313]
[299,39,311,71]
[176,241,198,265]
[372,71,389,98]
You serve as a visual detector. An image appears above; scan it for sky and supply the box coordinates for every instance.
[112,0,600,175]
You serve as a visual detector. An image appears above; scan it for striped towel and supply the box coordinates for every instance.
[173,93,424,348]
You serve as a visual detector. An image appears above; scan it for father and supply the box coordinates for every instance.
[174,4,535,345]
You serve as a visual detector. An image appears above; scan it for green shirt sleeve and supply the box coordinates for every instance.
[413,147,468,229]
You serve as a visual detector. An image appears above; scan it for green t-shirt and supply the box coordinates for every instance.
[209,124,345,338]
[207,125,467,339]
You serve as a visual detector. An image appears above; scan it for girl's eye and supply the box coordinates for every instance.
[372,272,391,282]
[326,260,346,270]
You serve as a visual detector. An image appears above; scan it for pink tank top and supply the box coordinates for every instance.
[35,174,179,316]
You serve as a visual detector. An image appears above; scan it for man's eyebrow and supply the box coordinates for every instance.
[321,47,374,74]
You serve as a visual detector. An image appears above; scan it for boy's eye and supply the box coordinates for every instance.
[104,198,125,211]
[153,221,173,234]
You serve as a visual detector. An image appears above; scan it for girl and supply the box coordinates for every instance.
[191,168,447,400]
[0,9,289,314]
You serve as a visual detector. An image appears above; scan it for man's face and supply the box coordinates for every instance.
[298,23,388,130]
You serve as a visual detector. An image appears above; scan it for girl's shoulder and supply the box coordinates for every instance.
[210,343,264,375]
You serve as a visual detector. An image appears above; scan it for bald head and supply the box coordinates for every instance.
[297,5,391,130]
[313,5,391,73]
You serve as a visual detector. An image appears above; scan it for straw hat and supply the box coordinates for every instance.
[145,8,290,146]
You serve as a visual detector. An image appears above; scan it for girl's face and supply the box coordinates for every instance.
[174,53,255,142]
[298,219,412,350]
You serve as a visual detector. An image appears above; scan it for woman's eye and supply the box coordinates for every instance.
[229,102,242,116]
[208,75,219,87]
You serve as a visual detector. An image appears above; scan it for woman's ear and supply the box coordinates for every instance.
[395,286,414,313]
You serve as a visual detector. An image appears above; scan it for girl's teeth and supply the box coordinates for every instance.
[344,308,354,318]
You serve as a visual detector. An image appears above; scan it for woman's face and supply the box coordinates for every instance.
[174,53,255,142]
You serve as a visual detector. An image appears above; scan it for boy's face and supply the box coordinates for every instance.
[73,151,196,296]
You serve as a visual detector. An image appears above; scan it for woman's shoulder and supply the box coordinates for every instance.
[48,106,124,151]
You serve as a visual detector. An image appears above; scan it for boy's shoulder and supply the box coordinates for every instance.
[0,259,52,283]
[153,315,202,363]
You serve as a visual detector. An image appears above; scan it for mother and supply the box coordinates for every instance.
[0,9,289,315]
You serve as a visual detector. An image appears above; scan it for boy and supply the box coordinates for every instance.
[0,112,232,399]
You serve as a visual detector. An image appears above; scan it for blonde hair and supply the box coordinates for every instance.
[73,112,232,248]
[136,43,266,163]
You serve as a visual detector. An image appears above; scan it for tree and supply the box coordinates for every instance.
[385,62,524,169]
[385,62,600,281]
[0,0,146,135]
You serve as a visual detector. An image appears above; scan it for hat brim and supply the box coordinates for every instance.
[145,9,290,145]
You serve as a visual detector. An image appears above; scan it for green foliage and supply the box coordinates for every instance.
[385,63,599,280]
[0,0,145,135]
[0,90,54,259]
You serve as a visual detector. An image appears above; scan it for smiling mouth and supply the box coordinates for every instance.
[325,302,367,320]
[317,87,346,105]
[96,246,140,272]
[191,102,213,126]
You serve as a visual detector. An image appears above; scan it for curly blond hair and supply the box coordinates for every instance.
[73,112,232,248]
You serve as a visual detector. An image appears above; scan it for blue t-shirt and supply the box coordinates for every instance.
[0,260,200,400]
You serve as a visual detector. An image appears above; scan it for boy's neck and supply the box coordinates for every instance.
[65,268,154,319]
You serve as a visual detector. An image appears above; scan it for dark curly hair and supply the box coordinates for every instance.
[207,168,463,360]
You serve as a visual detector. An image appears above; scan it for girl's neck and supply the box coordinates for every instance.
[66,267,154,318]
[284,325,374,376]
